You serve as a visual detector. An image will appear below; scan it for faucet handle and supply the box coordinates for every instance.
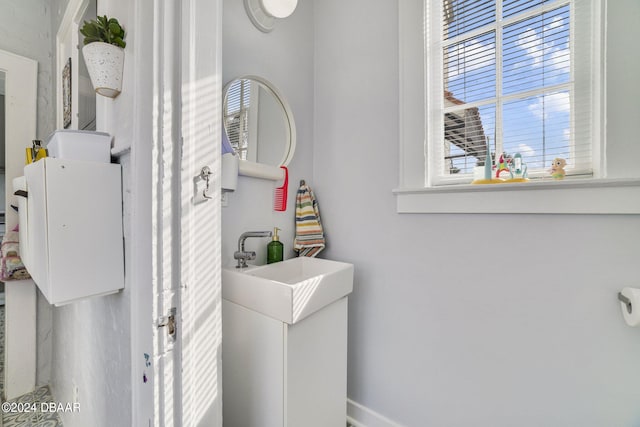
[234,250,257,268]
[233,251,256,261]
[234,250,256,260]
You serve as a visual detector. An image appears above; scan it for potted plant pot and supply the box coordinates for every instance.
[80,16,127,99]
[82,42,124,98]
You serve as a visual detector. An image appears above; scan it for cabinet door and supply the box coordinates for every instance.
[222,300,285,427]
[24,158,124,305]
[285,297,348,427]
[45,158,124,303]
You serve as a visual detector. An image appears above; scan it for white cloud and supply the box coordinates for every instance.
[517,143,536,157]
[517,28,544,67]
[528,92,570,119]
[547,16,565,30]
[515,22,569,72]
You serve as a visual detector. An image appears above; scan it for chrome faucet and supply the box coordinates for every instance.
[234,231,273,268]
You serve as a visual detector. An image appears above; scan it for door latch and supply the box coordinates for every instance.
[157,307,177,339]
[193,166,213,204]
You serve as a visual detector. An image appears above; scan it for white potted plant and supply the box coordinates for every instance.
[80,16,126,98]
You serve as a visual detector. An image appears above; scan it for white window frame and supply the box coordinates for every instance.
[434,0,589,185]
[394,0,640,214]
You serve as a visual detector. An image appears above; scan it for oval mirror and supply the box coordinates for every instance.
[223,76,296,178]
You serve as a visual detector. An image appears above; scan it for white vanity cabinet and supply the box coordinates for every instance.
[22,157,124,305]
[222,297,348,427]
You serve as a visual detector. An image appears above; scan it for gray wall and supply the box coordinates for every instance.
[221,0,315,266]
[208,0,640,425]
[314,0,640,426]
[0,0,55,387]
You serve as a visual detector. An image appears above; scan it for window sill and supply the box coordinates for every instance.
[393,178,640,214]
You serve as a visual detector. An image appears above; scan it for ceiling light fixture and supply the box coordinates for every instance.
[244,0,298,33]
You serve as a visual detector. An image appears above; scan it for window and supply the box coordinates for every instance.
[395,0,640,214]
[427,0,597,185]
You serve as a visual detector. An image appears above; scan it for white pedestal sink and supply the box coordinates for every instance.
[222,256,353,324]
[222,257,354,427]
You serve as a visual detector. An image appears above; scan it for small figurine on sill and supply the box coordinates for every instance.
[472,149,502,184]
[550,158,566,180]
[507,152,529,182]
[495,153,510,179]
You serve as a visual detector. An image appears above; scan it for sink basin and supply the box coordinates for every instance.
[222,257,354,324]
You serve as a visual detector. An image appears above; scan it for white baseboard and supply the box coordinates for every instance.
[346,399,405,427]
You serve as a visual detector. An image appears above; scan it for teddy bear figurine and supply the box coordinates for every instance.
[550,158,566,180]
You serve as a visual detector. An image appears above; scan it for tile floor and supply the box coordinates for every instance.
[0,305,63,427]
[3,386,63,427]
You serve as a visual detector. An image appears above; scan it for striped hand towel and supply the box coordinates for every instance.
[294,181,325,257]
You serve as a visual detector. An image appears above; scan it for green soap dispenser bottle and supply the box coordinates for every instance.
[267,227,284,264]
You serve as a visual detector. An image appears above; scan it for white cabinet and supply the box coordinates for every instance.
[222,297,348,427]
[22,157,124,305]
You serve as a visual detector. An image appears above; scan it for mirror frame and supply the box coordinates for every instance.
[223,75,296,180]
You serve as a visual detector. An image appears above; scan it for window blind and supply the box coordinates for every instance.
[435,0,595,183]
[223,79,252,160]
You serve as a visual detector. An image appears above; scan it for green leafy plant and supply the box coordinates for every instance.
[80,15,126,48]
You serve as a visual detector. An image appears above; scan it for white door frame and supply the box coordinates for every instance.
[55,0,92,130]
[0,49,38,402]
[129,0,223,425]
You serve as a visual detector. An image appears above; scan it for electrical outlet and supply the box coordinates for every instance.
[221,192,229,207]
